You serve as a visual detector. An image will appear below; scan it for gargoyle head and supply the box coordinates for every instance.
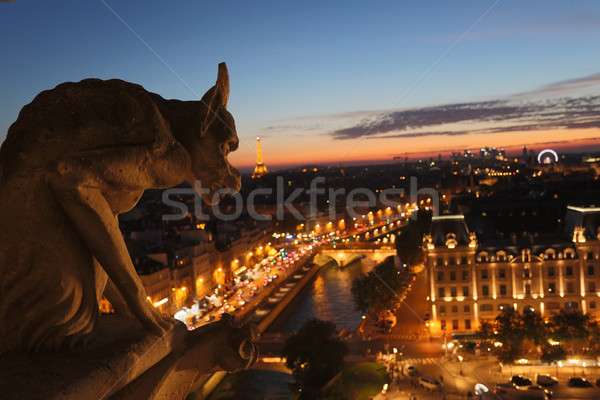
[215,314,260,373]
[185,63,241,205]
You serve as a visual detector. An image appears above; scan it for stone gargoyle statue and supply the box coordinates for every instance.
[109,313,260,400]
[0,63,258,398]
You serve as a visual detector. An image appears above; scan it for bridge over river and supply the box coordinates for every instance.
[314,242,397,268]
[264,242,399,335]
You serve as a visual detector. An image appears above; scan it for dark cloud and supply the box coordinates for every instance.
[517,73,600,97]
[369,130,470,139]
[262,123,322,132]
[262,125,301,131]
[529,136,600,147]
[332,95,600,140]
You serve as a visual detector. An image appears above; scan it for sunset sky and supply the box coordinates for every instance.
[1,1,600,171]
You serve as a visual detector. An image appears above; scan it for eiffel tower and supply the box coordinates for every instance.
[251,136,268,178]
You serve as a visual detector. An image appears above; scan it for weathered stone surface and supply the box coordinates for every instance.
[0,314,258,399]
[109,314,259,400]
[0,63,239,354]
[0,315,179,399]
[0,63,255,399]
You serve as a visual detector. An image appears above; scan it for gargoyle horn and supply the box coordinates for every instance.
[216,62,229,108]
[200,62,230,136]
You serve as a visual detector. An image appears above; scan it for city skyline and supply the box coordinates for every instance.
[1,1,600,169]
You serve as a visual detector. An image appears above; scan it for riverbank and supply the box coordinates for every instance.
[254,261,324,332]
[197,361,388,400]
[186,256,318,399]
[192,256,368,398]
[267,258,366,334]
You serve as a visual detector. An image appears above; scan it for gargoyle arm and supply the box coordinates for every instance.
[55,140,191,191]
[47,176,171,335]
[45,141,189,334]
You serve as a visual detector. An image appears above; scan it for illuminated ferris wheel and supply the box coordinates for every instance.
[537,148,559,164]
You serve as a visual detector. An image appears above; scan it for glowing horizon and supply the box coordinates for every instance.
[230,127,600,170]
[2,2,600,171]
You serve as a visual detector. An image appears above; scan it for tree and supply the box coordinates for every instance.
[487,308,526,363]
[395,210,431,266]
[495,343,523,365]
[395,224,424,266]
[587,320,600,357]
[351,257,410,314]
[476,319,494,351]
[494,308,525,346]
[540,345,567,365]
[479,308,600,366]
[282,319,349,388]
[351,274,377,314]
[477,319,494,341]
[521,309,547,346]
[548,309,592,346]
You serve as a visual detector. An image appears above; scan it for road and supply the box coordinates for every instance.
[185,213,408,329]
[356,270,442,358]
[255,261,600,399]
[365,270,600,400]
[258,269,440,356]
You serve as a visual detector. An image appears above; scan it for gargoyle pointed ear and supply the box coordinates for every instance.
[200,62,230,136]
[216,62,229,108]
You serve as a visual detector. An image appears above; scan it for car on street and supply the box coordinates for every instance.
[418,375,442,390]
[568,377,592,387]
[536,374,558,387]
[488,387,547,400]
[528,385,553,399]
[405,365,417,377]
[596,378,600,387]
[511,375,532,388]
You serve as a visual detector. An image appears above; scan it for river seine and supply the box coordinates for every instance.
[268,259,365,333]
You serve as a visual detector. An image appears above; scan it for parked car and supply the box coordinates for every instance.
[419,375,442,390]
[528,385,553,399]
[511,375,532,388]
[568,377,592,387]
[536,374,558,387]
[488,387,547,400]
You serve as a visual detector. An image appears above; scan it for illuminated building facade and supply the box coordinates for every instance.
[424,206,600,335]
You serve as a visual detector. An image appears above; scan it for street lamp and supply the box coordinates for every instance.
[458,355,464,375]
[568,359,579,376]
[518,358,528,375]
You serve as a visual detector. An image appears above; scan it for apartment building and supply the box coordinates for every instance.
[424,206,600,335]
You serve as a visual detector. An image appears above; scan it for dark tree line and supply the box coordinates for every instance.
[395,210,432,266]
[281,319,349,389]
[350,211,431,314]
[477,308,600,365]
[351,256,411,314]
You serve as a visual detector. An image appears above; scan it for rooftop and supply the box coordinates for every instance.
[430,215,471,247]
[561,205,600,240]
